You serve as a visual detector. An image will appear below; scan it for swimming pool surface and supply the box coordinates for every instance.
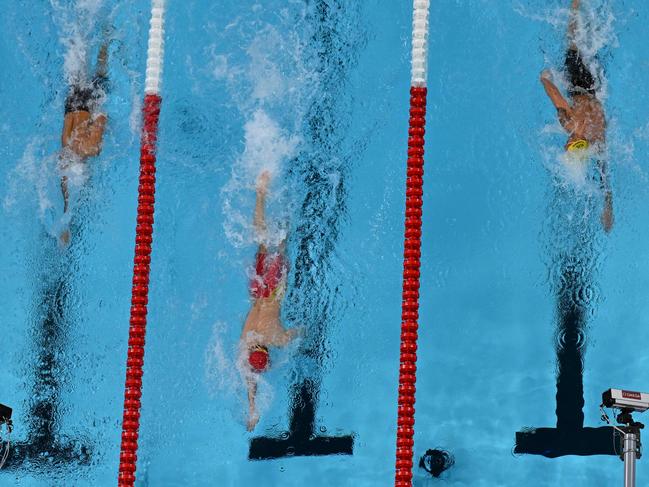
[2,0,649,485]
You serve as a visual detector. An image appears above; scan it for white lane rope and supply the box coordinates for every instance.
[411,0,430,87]
[145,0,166,95]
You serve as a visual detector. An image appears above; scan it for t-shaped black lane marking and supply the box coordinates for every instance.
[515,427,618,457]
[249,380,353,460]
[2,277,91,470]
[2,441,92,471]
[515,263,617,457]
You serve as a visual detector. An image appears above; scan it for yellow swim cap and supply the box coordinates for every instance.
[567,139,589,152]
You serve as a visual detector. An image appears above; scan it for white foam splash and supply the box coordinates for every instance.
[211,54,228,80]
[2,138,72,238]
[50,0,107,84]
[243,109,299,177]
[247,36,287,104]
[539,142,607,208]
[218,21,316,248]
[204,321,243,395]
[4,140,55,216]
[222,107,299,249]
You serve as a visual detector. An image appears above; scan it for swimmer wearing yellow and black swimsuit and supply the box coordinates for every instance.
[59,41,110,245]
[540,0,613,232]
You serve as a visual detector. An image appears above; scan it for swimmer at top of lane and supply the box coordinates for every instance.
[59,31,111,245]
[240,171,301,432]
[539,0,613,233]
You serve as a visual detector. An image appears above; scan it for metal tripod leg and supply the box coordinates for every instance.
[623,431,639,487]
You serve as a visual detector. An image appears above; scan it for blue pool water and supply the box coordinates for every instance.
[2,0,649,485]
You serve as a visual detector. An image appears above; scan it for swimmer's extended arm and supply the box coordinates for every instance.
[568,0,581,49]
[254,171,270,239]
[540,71,572,115]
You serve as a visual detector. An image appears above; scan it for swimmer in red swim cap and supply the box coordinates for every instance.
[241,171,300,431]
[248,344,270,372]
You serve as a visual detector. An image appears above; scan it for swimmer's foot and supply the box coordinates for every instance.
[59,229,71,247]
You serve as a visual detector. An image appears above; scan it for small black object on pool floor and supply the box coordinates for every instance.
[0,404,11,424]
[419,448,455,478]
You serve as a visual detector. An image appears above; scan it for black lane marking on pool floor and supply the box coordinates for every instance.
[3,277,91,470]
[515,262,617,457]
[249,379,353,460]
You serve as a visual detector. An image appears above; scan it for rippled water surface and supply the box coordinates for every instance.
[2,0,649,485]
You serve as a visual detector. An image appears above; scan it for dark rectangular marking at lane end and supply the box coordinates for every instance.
[515,426,618,457]
[249,380,353,460]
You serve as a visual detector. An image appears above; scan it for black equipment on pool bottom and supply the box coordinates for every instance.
[0,403,12,470]
[601,388,649,487]
[419,448,455,478]
[0,404,11,424]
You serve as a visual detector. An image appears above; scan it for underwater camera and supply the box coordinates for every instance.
[601,389,649,487]
[603,389,649,414]
[0,403,12,469]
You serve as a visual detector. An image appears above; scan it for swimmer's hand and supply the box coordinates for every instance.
[257,171,271,196]
[540,69,552,82]
[601,194,613,233]
[247,412,260,432]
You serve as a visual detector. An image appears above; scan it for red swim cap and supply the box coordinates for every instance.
[249,346,269,372]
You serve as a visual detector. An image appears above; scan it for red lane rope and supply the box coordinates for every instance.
[118,93,162,487]
[395,86,427,487]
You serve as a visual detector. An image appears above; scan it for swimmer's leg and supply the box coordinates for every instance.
[597,158,613,233]
[564,0,597,96]
[61,176,70,214]
[59,176,71,246]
